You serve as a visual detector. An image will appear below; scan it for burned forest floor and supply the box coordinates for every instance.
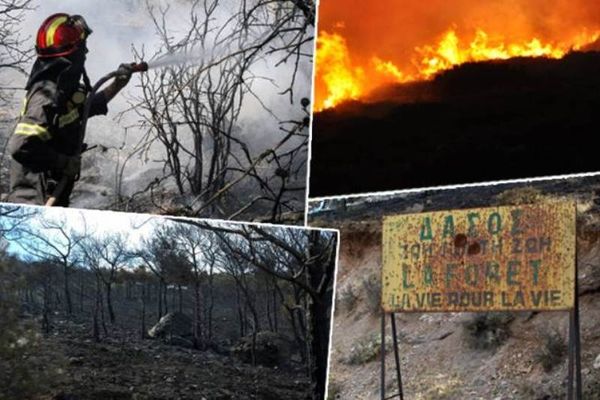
[16,316,310,400]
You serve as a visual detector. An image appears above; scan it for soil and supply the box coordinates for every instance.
[28,318,310,400]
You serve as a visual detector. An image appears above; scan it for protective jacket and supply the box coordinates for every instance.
[7,58,107,206]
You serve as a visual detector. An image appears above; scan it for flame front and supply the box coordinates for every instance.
[315,28,600,111]
[316,31,364,110]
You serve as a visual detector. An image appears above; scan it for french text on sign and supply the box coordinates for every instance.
[382,201,576,312]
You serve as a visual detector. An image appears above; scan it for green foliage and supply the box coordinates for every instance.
[462,312,513,350]
[336,285,358,313]
[361,273,382,315]
[533,328,567,372]
[342,333,390,365]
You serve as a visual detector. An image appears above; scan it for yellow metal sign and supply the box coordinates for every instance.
[382,201,576,312]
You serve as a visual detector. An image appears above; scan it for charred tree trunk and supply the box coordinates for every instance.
[42,282,51,335]
[99,285,108,337]
[63,264,72,316]
[193,279,203,349]
[157,282,163,320]
[272,281,278,333]
[275,283,306,363]
[190,131,203,195]
[251,325,257,367]
[105,282,115,324]
[207,265,215,340]
[306,231,335,400]
[236,285,245,338]
[266,286,273,331]
[93,276,101,342]
[307,295,330,400]
[79,273,84,313]
[163,281,169,315]
[178,284,183,313]
[140,283,147,340]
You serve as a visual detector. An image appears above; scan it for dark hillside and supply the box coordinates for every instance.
[310,51,600,197]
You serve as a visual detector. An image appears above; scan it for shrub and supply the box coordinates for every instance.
[533,328,567,372]
[495,186,543,206]
[361,273,382,315]
[342,333,391,365]
[462,312,513,350]
[337,284,359,313]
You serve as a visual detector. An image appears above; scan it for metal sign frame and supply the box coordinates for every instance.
[379,201,582,400]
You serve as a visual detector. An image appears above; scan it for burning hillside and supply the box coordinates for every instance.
[314,0,600,111]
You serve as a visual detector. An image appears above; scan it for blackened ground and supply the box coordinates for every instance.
[309,51,600,197]
[29,317,310,400]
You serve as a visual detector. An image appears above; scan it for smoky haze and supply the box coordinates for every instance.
[6,0,313,212]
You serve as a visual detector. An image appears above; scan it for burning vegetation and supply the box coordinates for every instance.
[314,0,600,110]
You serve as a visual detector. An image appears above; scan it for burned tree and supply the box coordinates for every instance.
[186,222,337,400]
[0,0,33,98]
[18,215,84,317]
[134,226,191,321]
[119,0,314,221]
[0,0,33,191]
[166,223,219,348]
[78,232,131,328]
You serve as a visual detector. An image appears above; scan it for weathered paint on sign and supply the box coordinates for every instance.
[382,201,576,312]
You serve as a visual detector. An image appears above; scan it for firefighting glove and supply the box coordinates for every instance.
[56,154,82,179]
[115,63,133,86]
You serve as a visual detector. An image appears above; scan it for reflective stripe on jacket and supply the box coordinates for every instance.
[8,80,107,173]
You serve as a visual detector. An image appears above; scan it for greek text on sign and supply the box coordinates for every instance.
[382,201,576,312]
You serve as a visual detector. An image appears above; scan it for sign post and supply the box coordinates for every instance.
[380,201,579,399]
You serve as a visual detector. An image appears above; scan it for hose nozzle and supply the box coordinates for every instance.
[131,62,149,73]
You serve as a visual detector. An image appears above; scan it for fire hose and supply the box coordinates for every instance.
[45,62,148,207]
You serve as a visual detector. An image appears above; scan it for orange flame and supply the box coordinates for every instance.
[315,31,364,110]
[315,28,600,111]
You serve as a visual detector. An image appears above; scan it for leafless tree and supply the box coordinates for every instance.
[167,223,219,348]
[78,232,131,324]
[0,0,33,195]
[117,0,313,222]
[183,221,337,400]
[2,206,336,398]
[133,225,190,320]
[17,214,85,316]
[0,0,33,94]
[130,264,154,339]
[0,203,36,238]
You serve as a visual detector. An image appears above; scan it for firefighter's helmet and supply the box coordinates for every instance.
[35,13,92,58]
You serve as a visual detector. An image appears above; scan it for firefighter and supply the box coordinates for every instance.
[6,13,133,207]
